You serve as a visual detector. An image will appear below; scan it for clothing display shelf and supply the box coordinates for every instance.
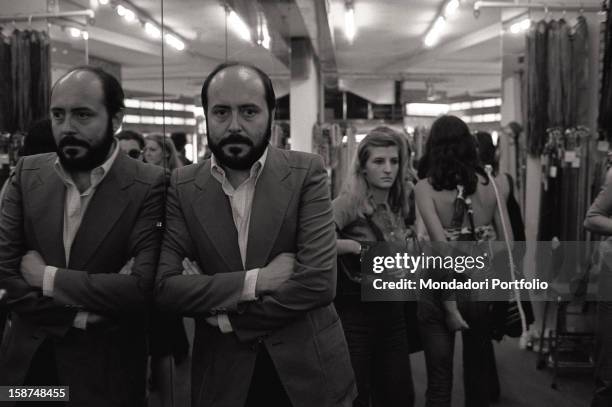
[474,1,602,13]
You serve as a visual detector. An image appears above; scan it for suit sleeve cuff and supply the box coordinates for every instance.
[217,314,233,333]
[73,311,88,330]
[240,268,259,302]
[43,266,58,297]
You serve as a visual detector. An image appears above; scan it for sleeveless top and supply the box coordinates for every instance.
[442,184,497,242]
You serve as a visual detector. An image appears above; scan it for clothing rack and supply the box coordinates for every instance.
[474,1,602,13]
[0,10,94,24]
[0,10,94,63]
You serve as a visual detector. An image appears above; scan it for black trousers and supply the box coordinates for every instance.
[336,301,415,407]
[418,300,498,407]
[244,346,293,407]
[19,339,65,407]
[592,301,612,407]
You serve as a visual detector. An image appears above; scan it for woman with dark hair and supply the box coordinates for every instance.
[333,126,416,407]
[415,116,512,407]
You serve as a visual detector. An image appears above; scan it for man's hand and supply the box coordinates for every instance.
[255,252,295,296]
[182,258,202,275]
[20,250,46,288]
[119,257,135,275]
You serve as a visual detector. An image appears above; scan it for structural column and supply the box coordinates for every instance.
[290,37,321,153]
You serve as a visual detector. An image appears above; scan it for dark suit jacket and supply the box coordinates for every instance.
[0,152,165,406]
[156,146,356,407]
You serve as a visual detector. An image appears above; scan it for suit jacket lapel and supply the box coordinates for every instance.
[193,162,244,272]
[245,147,292,270]
[69,154,132,269]
[28,157,67,268]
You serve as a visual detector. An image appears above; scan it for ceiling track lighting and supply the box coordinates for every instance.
[97,1,187,50]
[423,0,462,48]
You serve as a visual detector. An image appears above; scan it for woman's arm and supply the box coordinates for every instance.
[414,180,447,242]
[337,239,361,255]
[584,169,612,234]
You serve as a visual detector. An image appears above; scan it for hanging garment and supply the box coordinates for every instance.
[547,19,571,129]
[599,5,612,140]
[527,20,549,155]
[0,29,13,132]
[570,16,590,127]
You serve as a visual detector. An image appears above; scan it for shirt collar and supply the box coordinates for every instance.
[54,139,120,189]
[210,146,269,182]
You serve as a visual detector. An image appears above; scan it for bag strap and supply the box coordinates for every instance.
[485,166,529,348]
[453,185,477,240]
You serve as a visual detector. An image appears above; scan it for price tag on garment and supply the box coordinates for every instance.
[598,141,610,152]
[549,165,558,178]
[564,151,577,162]
[572,158,581,168]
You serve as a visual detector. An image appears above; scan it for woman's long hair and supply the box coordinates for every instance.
[417,115,486,195]
[338,126,411,219]
[145,134,182,171]
[475,131,499,176]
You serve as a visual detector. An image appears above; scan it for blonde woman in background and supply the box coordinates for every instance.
[333,126,416,407]
[144,133,183,171]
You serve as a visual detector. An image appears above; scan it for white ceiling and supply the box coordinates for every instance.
[1,0,603,101]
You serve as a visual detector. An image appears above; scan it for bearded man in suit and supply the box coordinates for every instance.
[0,66,165,406]
[156,62,356,407]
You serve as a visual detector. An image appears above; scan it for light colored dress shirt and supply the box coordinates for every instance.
[209,148,268,333]
[42,142,120,329]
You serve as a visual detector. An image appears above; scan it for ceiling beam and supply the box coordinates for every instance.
[380,22,501,72]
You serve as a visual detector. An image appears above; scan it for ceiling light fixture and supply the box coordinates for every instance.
[227,10,251,42]
[256,13,271,50]
[123,8,136,23]
[344,1,356,43]
[144,22,162,39]
[423,0,461,48]
[68,27,82,37]
[444,0,460,17]
[509,17,531,34]
[98,0,109,5]
[116,4,127,16]
[165,33,185,51]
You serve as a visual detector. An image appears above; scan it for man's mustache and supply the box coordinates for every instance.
[58,136,91,150]
[218,133,253,148]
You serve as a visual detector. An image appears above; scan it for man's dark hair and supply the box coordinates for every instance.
[52,65,125,117]
[200,62,276,114]
[117,130,145,150]
[171,132,187,151]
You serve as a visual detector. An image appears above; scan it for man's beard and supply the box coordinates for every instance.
[57,123,115,172]
[207,121,271,171]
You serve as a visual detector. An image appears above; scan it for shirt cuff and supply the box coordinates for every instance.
[217,314,233,333]
[240,268,260,302]
[73,311,88,330]
[42,266,58,297]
